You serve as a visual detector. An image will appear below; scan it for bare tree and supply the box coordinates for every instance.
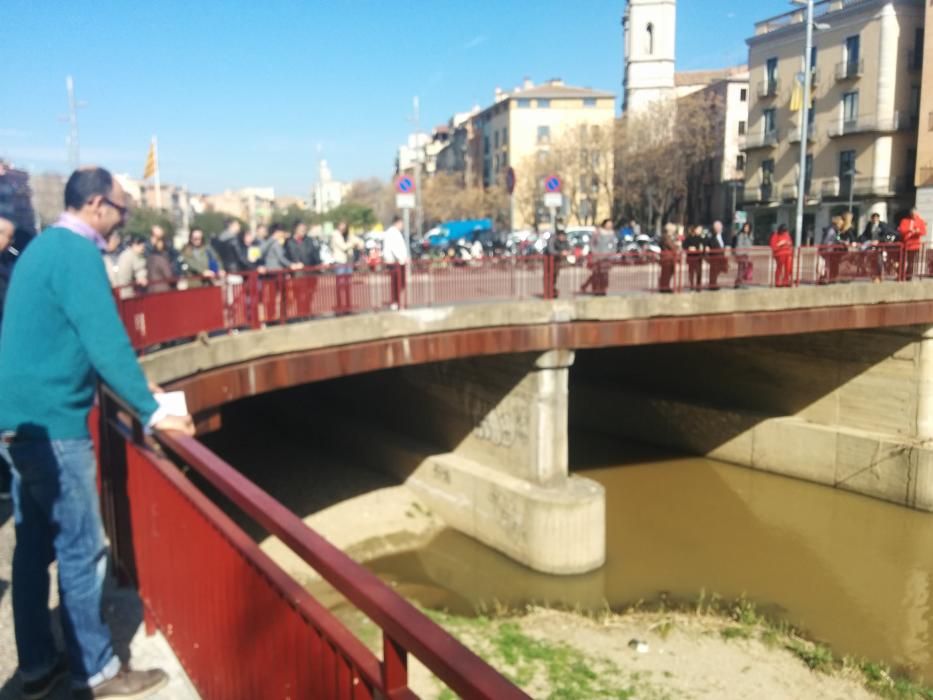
[512,123,615,229]
[615,92,723,233]
[421,172,509,228]
[344,178,397,225]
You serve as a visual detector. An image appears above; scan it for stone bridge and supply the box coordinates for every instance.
[138,281,933,575]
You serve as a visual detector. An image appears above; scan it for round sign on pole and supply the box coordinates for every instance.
[505,167,516,195]
[544,175,562,194]
[395,175,415,194]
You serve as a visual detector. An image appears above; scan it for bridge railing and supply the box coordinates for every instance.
[96,386,529,700]
[114,244,923,352]
[796,243,906,285]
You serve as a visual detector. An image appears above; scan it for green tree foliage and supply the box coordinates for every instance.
[191,211,243,238]
[270,204,317,231]
[123,207,175,240]
[326,202,377,230]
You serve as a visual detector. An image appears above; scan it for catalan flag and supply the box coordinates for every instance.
[142,138,158,179]
[790,71,815,112]
[790,73,804,112]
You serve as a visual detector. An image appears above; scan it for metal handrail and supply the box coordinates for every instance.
[834,58,864,80]
[100,384,529,699]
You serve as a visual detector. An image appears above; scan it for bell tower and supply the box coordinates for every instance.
[622,0,676,113]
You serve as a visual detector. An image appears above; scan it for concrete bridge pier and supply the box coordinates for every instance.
[396,350,605,575]
[327,350,606,575]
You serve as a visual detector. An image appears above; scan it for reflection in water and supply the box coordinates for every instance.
[364,441,933,680]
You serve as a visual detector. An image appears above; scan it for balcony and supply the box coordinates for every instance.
[757,79,781,98]
[781,181,815,200]
[744,130,779,149]
[907,47,923,71]
[851,176,914,196]
[821,177,841,198]
[787,123,816,144]
[744,183,776,202]
[819,175,910,198]
[827,114,901,137]
[834,58,864,81]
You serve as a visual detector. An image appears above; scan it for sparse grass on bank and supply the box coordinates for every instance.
[425,608,670,700]
[417,593,933,700]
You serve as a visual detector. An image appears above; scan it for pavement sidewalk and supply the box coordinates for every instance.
[0,500,199,700]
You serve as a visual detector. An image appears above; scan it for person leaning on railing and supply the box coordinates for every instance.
[769,223,793,288]
[112,235,148,299]
[179,227,219,288]
[0,167,195,700]
[899,207,927,281]
[859,213,891,282]
[658,223,679,293]
[733,222,754,288]
[683,225,705,291]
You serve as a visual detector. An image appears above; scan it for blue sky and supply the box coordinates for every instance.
[0,0,790,196]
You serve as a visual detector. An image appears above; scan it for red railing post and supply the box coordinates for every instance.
[248,272,261,330]
[280,271,289,324]
[382,635,408,698]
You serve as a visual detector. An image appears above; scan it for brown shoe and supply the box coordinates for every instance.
[89,667,169,699]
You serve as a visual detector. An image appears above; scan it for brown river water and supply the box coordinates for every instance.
[361,439,933,681]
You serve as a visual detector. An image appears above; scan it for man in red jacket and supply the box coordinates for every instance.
[899,207,927,280]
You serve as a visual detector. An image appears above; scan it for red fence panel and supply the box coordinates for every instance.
[797,244,904,285]
[406,257,545,307]
[97,389,528,700]
[118,284,226,349]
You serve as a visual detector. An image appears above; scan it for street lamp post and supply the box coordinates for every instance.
[793,0,815,249]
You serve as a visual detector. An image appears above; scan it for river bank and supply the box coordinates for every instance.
[405,604,933,699]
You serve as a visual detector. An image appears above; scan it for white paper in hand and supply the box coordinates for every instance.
[155,391,189,418]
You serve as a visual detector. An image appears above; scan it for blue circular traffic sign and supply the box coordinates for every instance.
[396,175,415,193]
[544,175,562,193]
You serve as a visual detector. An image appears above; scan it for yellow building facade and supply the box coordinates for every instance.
[743,0,923,240]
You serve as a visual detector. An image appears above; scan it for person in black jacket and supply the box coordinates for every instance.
[285,222,321,267]
[683,225,705,290]
[546,225,570,298]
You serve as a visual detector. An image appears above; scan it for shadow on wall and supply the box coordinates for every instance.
[196,354,531,538]
[569,326,923,457]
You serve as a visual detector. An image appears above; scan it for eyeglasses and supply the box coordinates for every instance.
[101,196,129,219]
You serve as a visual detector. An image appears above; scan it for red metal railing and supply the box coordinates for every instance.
[114,245,924,351]
[796,243,905,285]
[96,387,529,700]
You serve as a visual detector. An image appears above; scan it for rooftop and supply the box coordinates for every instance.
[674,65,749,87]
[751,0,892,38]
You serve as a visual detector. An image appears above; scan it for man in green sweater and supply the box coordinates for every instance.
[0,168,194,699]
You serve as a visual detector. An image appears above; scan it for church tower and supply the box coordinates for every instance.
[622,0,676,113]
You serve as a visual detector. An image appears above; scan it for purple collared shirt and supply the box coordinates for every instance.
[54,212,107,252]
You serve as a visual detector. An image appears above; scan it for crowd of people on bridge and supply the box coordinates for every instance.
[100,214,414,307]
[566,208,929,293]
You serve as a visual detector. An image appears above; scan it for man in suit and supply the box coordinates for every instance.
[706,220,730,290]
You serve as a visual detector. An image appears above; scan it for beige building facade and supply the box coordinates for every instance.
[466,79,615,229]
[743,0,923,241]
[914,0,933,221]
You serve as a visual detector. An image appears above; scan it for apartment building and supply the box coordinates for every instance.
[743,0,923,240]
[463,78,615,228]
[914,0,933,221]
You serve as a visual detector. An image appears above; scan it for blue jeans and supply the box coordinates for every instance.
[6,438,119,685]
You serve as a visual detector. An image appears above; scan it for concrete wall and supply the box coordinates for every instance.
[310,351,605,575]
[572,325,933,510]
